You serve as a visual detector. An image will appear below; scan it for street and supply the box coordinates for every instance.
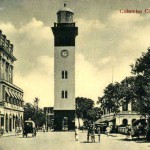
[0,131,150,150]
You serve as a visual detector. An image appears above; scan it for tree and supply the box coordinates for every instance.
[33,109,46,127]
[97,82,121,114]
[24,103,35,121]
[131,48,150,115]
[86,107,101,123]
[97,48,150,116]
[97,76,137,115]
[24,103,46,127]
[75,97,94,127]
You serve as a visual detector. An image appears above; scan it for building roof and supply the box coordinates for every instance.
[57,3,74,14]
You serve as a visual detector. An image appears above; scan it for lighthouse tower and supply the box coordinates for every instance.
[51,4,78,130]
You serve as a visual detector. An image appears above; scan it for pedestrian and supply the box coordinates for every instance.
[87,127,90,142]
[0,126,3,137]
[91,126,95,143]
[106,126,111,136]
[42,124,46,132]
[75,126,79,141]
[15,126,19,136]
[97,127,101,143]
[126,125,131,139]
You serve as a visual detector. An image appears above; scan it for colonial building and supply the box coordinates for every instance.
[0,30,24,133]
[51,4,78,130]
[97,100,141,129]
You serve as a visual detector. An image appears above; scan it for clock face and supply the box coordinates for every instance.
[61,50,69,58]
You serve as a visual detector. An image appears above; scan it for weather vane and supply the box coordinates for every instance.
[64,0,69,7]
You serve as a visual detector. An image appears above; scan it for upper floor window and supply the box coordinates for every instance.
[131,102,136,111]
[61,91,68,99]
[62,71,68,79]
[122,102,128,111]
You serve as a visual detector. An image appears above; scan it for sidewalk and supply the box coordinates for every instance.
[1,132,22,137]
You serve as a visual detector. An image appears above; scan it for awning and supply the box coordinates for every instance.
[14,92,20,99]
[17,94,23,100]
[5,89,11,97]
[105,118,115,122]
[95,117,115,124]
[8,90,15,98]
[18,95,23,101]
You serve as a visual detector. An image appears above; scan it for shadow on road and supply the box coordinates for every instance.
[117,137,150,143]
[107,134,118,137]
[80,141,100,143]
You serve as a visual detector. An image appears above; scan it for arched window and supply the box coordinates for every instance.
[132,119,136,124]
[122,119,128,126]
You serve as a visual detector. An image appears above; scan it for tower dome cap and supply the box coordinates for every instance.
[57,3,74,14]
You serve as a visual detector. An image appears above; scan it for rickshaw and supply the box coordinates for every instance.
[23,119,36,137]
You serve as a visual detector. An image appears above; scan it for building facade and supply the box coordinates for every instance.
[98,101,141,128]
[44,107,54,130]
[0,30,24,133]
[51,4,78,130]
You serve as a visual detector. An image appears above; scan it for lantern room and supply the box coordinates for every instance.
[57,3,74,23]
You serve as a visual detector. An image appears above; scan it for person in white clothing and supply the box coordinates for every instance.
[75,127,79,141]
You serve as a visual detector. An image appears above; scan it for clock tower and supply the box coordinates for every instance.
[51,4,78,130]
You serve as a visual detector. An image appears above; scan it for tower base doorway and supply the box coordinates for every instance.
[54,110,75,131]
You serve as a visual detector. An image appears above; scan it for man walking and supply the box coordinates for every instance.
[97,127,101,142]
[75,126,79,141]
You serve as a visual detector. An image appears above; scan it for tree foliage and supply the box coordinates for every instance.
[75,97,94,119]
[86,107,101,122]
[24,103,46,127]
[97,82,122,113]
[131,48,150,115]
[98,48,150,116]
[75,97,97,126]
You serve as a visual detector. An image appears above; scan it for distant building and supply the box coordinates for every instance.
[97,100,141,133]
[44,107,54,130]
[0,30,24,133]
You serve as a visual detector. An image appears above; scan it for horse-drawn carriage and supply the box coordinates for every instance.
[23,119,36,137]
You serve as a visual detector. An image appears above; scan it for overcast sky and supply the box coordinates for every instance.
[0,0,150,107]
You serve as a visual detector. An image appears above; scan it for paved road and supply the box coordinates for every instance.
[0,131,150,150]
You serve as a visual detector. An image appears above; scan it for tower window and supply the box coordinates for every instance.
[122,102,128,111]
[61,91,68,99]
[62,71,68,79]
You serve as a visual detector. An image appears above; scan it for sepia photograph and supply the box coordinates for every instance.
[0,0,150,149]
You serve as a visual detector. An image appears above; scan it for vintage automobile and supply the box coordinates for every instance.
[130,118,148,138]
[23,119,36,137]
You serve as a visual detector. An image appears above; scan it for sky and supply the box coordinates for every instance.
[0,0,150,107]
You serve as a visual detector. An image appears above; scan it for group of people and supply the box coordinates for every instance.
[75,124,114,142]
[75,125,101,143]
[87,125,101,143]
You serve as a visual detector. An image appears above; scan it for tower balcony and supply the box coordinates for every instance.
[54,22,76,27]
